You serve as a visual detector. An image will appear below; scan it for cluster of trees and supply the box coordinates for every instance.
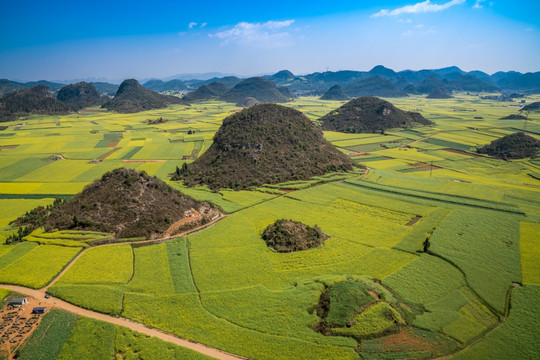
[262,219,328,253]
[477,132,539,159]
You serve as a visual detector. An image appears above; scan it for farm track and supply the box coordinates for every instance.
[399,131,441,148]
[0,175,521,360]
[0,213,248,360]
[0,285,243,360]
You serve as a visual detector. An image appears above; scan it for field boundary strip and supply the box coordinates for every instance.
[344,179,524,214]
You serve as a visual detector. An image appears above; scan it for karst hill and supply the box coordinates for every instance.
[320,85,350,100]
[0,85,70,122]
[427,87,453,99]
[174,103,353,189]
[57,82,104,110]
[102,79,186,113]
[320,96,433,133]
[15,168,217,239]
[477,132,539,159]
[220,77,289,104]
[183,81,229,102]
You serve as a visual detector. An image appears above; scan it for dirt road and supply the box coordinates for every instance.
[0,284,244,360]
[0,213,245,360]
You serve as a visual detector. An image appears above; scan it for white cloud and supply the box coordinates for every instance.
[210,20,295,47]
[372,0,465,17]
[473,0,486,8]
[188,22,197,29]
[201,22,207,28]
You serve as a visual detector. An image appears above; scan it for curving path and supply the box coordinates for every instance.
[0,213,246,360]
[0,284,244,360]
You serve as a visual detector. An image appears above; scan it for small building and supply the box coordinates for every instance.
[9,298,28,307]
[32,307,47,314]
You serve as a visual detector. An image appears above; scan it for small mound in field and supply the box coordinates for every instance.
[499,114,527,120]
[320,85,350,100]
[320,96,433,133]
[14,168,217,239]
[316,279,405,340]
[262,219,328,252]
[520,102,540,112]
[477,132,539,159]
[102,79,186,113]
[175,103,353,189]
[426,87,453,99]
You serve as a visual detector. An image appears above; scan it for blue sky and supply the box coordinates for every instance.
[1,0,539,82]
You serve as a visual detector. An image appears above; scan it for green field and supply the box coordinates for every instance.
[0,243,80,288]
[17,309,214,360]
[0,95,539,359]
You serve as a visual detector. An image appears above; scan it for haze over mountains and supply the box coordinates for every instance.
[1,65,539,98]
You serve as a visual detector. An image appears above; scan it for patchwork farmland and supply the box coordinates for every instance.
[0,94,539,359]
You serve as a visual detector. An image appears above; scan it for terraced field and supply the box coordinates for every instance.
[0,95,539,359]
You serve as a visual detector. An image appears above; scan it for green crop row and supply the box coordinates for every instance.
[127,243,175,295]
[48,284,124,316]
[57,317,116,359]
[122,292,358,360]
[19,309,79,360]
[0,241,38,269]
[55,244,133,285]
[331,302,404,339]
[429,209,521,314]
[453,285,540,360]
[0,244,81,288]
[345,179,523,214]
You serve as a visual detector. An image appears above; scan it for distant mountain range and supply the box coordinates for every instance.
[1,66,539,98]
[265,66,539,96]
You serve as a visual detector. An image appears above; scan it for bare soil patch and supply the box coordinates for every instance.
[0,296,45,359]
[97,147,121,161]
[406,216,422,226]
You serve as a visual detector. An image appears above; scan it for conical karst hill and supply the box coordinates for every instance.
[102,79,186,113]
[57,82,104,109]
[15,168,217,239]
[320,85,350,100]
[320,96,433,133]
[220,77,289,103]
[175,104,353,189]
